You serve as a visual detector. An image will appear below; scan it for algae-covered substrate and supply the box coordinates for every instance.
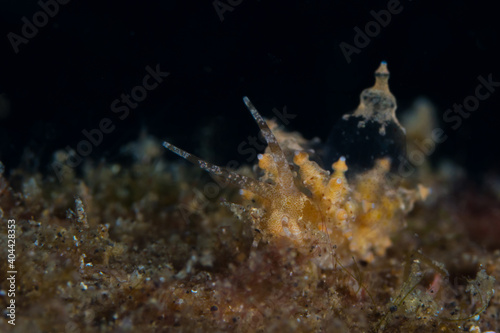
[1,64,499,332]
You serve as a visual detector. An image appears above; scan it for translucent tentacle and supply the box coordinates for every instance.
[163,141,275,199]
[243,97,294,185]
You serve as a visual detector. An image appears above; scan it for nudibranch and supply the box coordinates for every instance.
[346,61,404,135]
[324,61,407,172]
[163,62,424,264]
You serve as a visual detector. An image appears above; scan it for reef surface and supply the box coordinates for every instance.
[0,64,499,332]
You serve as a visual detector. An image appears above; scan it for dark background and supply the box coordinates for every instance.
[0,0,499,180]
